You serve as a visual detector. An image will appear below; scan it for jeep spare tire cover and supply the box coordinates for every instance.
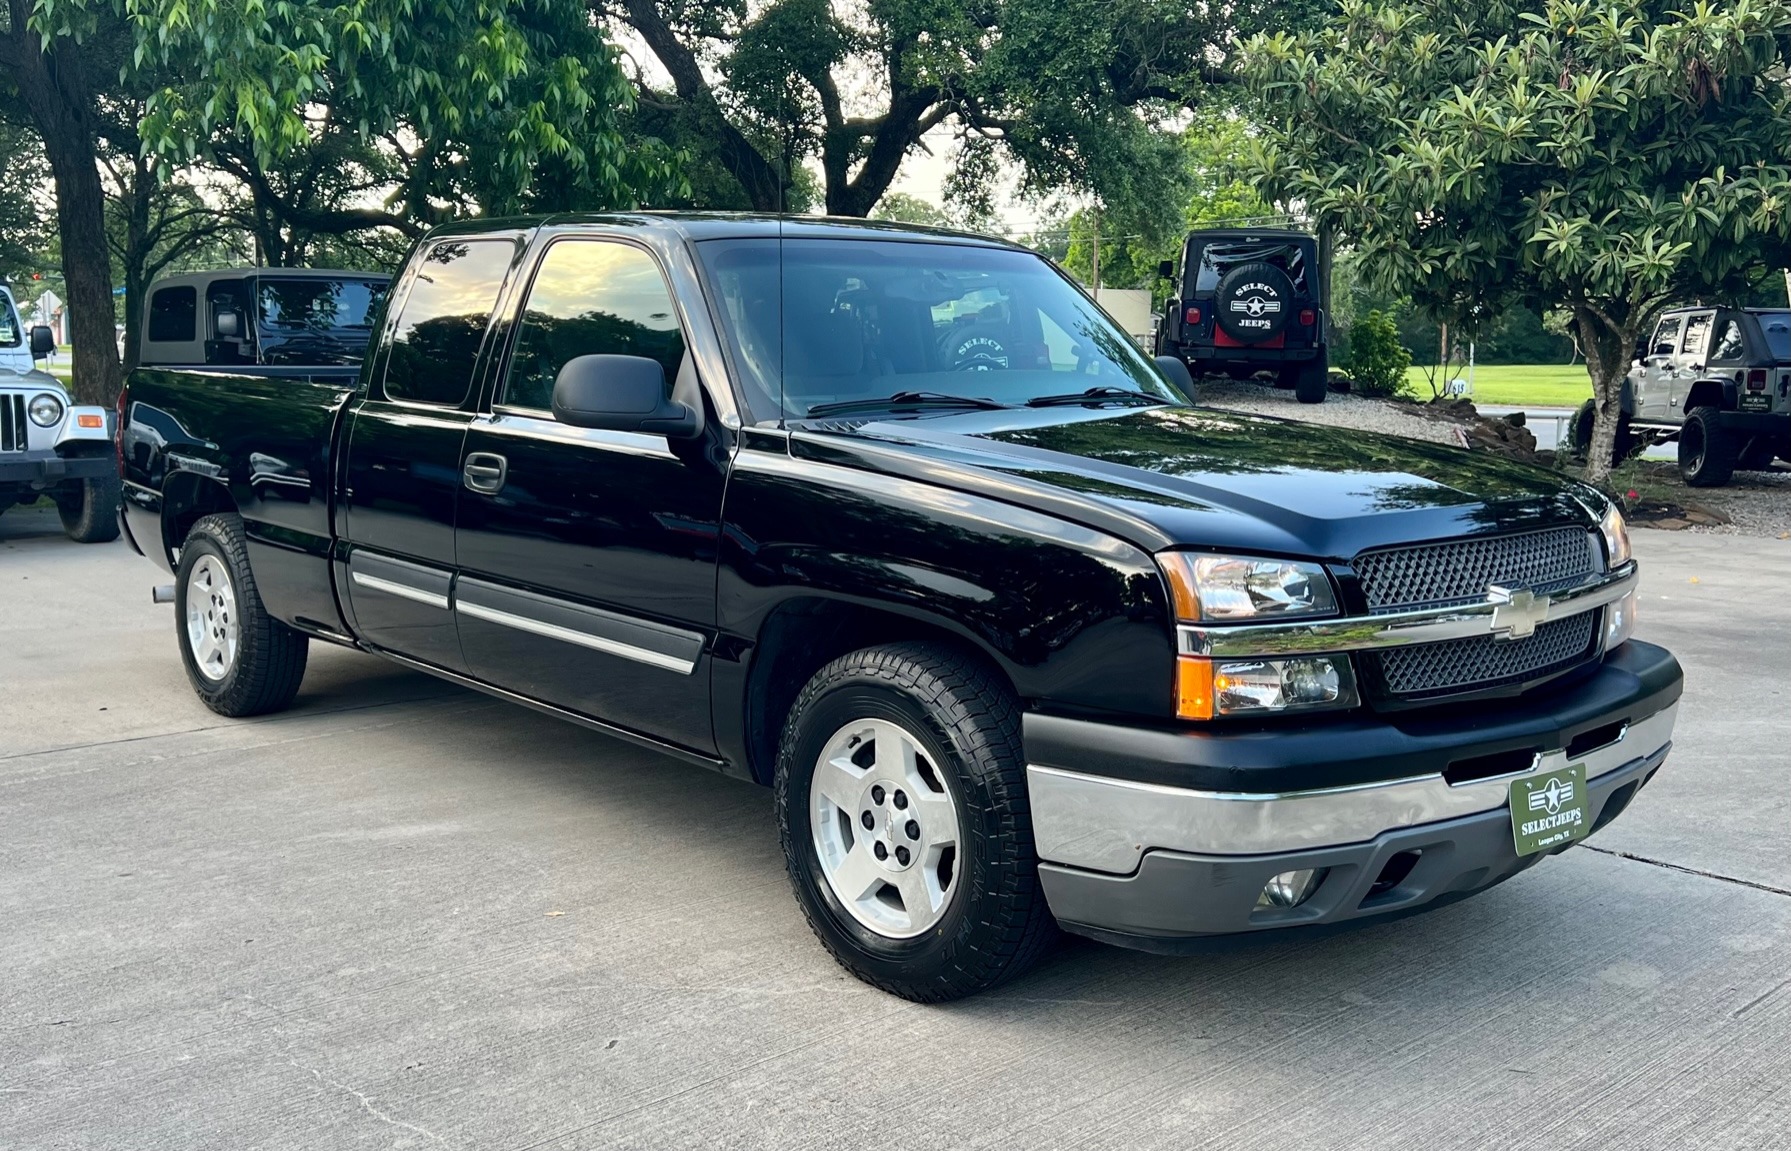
[1213,262,1294,343]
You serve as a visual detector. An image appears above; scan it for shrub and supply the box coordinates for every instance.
[1346,309,1412,398]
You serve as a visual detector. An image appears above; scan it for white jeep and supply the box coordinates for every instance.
[0,285,120,542]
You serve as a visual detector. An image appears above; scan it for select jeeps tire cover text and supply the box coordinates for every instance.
[1213,262,1294,344]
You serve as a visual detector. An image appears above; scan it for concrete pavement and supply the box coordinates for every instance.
[2,503,1788,1149]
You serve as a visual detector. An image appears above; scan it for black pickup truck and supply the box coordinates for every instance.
[118,214,1683,1001]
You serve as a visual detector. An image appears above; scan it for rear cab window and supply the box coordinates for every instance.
[382,240,516,405]
[1754,312,1791,361]
[148,286,198,343]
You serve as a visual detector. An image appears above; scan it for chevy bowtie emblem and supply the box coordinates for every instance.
[1487,584,1551,640]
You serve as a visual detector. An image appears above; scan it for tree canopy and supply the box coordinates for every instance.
[1242,0,1791,479]
[606,0,1313,222]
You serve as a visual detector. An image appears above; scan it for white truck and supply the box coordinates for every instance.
[0,284,119,542]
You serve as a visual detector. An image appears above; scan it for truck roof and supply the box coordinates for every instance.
[147,268,391,291]
[425,211,1029,251]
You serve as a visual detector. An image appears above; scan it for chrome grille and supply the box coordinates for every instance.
[1354,527,1598,612]
[1374,612,1599,697]
[1,393,24,452]
[1356,527,1603,699]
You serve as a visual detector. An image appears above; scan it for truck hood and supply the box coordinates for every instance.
[791,405,1601,559]
[0,366,67,395]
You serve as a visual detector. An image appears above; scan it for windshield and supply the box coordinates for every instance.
[0,294,19,348]
[696,238,1182,421]
[1756,311,1791,360]
[257,278,386,335]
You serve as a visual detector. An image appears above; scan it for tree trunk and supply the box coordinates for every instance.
[1573,305,1640,486]
[6,8,121,405]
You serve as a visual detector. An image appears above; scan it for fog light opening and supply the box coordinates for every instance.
[1256,867,1328,910]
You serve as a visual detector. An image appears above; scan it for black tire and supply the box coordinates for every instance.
[1678,406,1737,487]
[775,642,1055,1002]
[1570,399,1637,466]
[1294,361,1328,405]
[175,514,309,716]
[55,468,121,543]
[1212,262,1295,344]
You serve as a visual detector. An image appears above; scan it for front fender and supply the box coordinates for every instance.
[52,406,114,451]
[717,440,1176,716]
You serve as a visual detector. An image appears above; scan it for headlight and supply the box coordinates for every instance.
[1599,502,1631,568]
[1158,552,1338,621]
[28,393,64,427]
[1177,654,1359,720]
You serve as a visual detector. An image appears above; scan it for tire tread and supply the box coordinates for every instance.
[775,642,1055,1002]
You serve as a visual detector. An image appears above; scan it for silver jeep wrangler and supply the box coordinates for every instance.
[0,286,119,542]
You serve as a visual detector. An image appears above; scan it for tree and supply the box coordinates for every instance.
[870,193,952,228]
[0,108,53,283]
[2,0,669,404]
[605,0,1302,220]
[1242,0,1791,481]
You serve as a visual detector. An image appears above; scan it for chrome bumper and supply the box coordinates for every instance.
[1030,702,1678,875]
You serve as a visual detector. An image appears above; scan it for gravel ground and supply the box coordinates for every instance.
[1197,377,1791,540]
[1197,377,1463,445]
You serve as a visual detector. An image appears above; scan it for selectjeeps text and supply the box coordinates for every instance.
[117,215,1684,1001]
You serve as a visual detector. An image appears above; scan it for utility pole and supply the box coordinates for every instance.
[1090,209,1101,295]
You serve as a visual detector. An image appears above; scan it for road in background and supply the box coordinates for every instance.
[2,503,1787,1150]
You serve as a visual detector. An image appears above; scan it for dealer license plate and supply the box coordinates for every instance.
[1739,392,1772,412]
[1510,764,1591,856]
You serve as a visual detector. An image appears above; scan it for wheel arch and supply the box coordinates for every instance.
[1683,378,1737,414]
[737,596,1019,787]
[160,470,238,564]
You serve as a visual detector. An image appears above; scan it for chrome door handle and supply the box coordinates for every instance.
[463,452,508,494]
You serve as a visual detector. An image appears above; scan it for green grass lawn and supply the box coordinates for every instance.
[1404,364,1593,409]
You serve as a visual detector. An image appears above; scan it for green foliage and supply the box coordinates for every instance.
[1345,309,1412,397]
[1241,0,1791,478]
[1060,115,1278,298]
[615,0,1311,219]
[108,0,676,214]
[0,111,52,283]
[870,194,952,229]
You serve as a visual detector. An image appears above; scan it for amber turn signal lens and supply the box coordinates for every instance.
[1158,552,1202,622]
[1176,656,1215,721]
[77,413,104,429]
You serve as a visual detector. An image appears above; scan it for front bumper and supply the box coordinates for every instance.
[0,450,116,484]
[1028,640,1682,948]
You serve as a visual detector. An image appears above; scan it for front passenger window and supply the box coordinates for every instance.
[501,241,687,413]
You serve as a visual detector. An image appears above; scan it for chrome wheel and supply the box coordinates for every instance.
[185,554,240,682]
[810,717,961,939]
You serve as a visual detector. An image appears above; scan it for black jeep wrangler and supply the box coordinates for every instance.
[1155,228,1328,404]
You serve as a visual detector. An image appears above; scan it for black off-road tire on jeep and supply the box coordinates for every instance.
[56,468,122,543]
[1570,400,1639,468]
[176,514,309,716]
[776,642,1056,1002]
[1678,406,1737,488]
[1294,361,1328,405]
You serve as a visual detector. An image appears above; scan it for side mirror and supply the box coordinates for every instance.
[29,326,55,358]
[215,309,241,338]
[1155,354,1196,403]
[551,354,701,439]
[1157,260,1176,280]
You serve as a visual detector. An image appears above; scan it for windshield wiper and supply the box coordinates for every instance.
[1026,386,1171,408]
[803,391,1013,418]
